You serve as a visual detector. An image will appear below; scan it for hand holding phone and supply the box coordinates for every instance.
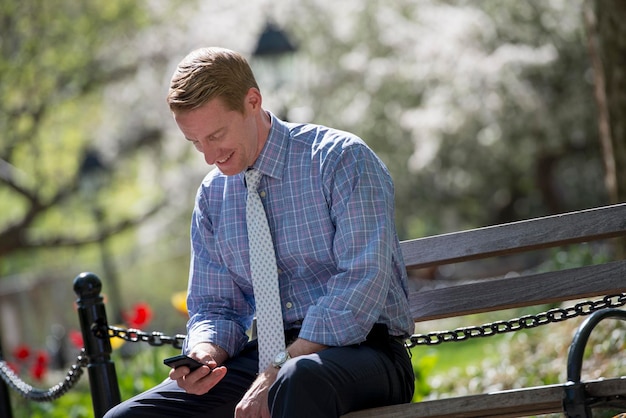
[163,354,206,373]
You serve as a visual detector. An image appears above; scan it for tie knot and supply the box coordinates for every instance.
[245,169,262,192]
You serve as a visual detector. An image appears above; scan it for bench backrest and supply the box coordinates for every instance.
[400,203,626,322]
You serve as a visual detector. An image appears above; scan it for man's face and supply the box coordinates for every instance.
[173,91,263,176]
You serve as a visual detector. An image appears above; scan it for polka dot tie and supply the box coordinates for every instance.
[245,169,286,372]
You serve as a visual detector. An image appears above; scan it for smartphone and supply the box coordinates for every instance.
[163,354,206,372]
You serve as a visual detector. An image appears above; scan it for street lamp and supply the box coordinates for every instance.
[253,21,297,57]
[252,21,298,119]
[78,150,123,324]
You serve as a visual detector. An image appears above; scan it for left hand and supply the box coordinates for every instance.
[234,338,327,417]
[234,367,278,418]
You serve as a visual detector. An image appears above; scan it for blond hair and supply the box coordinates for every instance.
[167,47,259,113]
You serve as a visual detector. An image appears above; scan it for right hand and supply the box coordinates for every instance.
[169,343,228,395]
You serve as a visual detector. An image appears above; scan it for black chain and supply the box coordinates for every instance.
[0,349,88,402]
[407,293,626,347]
[95,325,186,349]
[92,294,626,350]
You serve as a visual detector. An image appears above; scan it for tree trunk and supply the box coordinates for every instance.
[588,0,626,257]
[590,0,626,202]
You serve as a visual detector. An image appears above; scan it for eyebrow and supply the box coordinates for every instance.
[185,127,225,143]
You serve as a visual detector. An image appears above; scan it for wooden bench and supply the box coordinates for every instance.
[70,203,626,417]
[344,202,626,417]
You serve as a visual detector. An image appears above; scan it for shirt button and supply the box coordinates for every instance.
[260,191,267,198]
[285,302,293,309]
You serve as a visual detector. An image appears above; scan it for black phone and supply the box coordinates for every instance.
[163,354,205,372]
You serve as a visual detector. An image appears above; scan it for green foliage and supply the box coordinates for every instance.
[11,390,93,418]
[0,0,165,273]
[538,242,612,273]
[9,346,179,417]
[410,350,438,401]
[422,314,625,417]
[113,346,179,400]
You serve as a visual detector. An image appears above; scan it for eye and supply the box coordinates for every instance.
[186,138,202,151]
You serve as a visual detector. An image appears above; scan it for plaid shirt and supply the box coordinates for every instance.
[184,113,413,357]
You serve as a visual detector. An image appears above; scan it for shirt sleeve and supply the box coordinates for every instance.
[183,186,252,357]
[298,141,401,346]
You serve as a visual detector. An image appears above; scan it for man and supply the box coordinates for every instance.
[104,47,414,418]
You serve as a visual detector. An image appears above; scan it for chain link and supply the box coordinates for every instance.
[407,293,626,348]
[0,349,88,402]
[96,325,186,349]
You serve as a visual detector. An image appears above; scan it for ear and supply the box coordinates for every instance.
[244,87,262,112]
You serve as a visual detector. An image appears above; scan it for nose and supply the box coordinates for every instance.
[194,141,216,165]
[204,151,216,165]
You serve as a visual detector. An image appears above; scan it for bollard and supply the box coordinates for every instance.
[74,272,121,418]
[0,326,13,418]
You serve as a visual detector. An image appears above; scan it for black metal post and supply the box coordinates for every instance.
[563,308,626,418]
[0,325,13,418]
[74,272,121,418]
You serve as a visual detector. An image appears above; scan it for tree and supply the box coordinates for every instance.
[0,1,169,269]
[283,0,606,239]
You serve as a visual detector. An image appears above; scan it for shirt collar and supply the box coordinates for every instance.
[246,111,289,181]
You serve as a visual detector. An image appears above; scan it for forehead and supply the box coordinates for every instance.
[173,97,235,139]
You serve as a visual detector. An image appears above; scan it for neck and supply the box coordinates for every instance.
[255,109,272,156]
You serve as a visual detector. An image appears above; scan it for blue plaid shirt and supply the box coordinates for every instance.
[184,113,413,357]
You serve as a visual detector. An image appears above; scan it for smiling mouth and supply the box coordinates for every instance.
[217,152,234,164]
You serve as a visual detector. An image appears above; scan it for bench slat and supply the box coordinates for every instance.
[342,376,626,418]
[401,203,626,269]
[410,259,626,322]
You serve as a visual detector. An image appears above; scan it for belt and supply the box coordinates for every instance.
[283,323,406,347]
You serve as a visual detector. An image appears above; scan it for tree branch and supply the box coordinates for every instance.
[0,199,167,257]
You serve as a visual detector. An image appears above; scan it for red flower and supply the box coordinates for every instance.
[30,350,49,381]
[69,330,84,349]
[9,346,49,381]
[123,302,153,329]
[35,350,49,366]
[12,345,30,361]
[31,363,46,381]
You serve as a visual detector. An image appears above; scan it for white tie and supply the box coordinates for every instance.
[245,169,285,372]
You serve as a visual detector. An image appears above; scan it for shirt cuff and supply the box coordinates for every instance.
[184,318,248,357]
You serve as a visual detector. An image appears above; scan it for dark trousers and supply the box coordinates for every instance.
[103,328,414,418]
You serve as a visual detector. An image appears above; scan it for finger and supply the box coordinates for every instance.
[169,366,191,380]
[180,365,227,395]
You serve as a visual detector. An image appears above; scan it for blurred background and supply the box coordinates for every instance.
[1,0,625,413]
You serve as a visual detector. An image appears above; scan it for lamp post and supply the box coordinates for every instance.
[78,150,123,324]
[252,21,298,120]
